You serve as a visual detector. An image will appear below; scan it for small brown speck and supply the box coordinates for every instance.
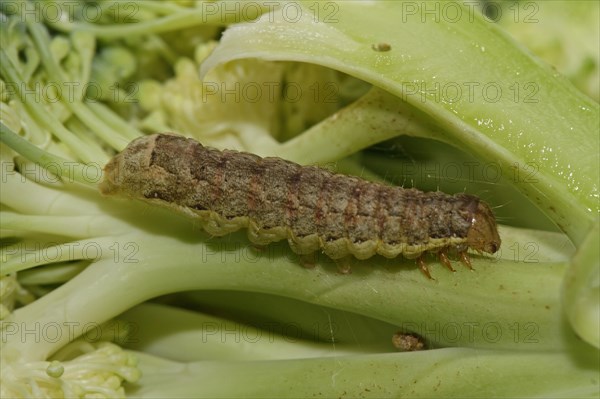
[372,43,391,52]
[392,332,426,351]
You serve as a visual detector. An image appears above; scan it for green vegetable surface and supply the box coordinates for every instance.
[1,1,598,397]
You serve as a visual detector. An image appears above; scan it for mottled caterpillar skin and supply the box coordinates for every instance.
[100,134,501,278]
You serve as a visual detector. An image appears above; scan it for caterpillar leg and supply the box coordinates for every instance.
[417,256,434,280]
[459,251,473,270]
[298,253,318,269]
[251,244,267,252]
[335,256,353,275]
[438,250,455,272]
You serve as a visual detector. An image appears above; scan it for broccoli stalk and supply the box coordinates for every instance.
[1,0,598,397]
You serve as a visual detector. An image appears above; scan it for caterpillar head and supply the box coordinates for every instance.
[99,134,175,198]
[465,200,501,254]
[99,135,156,196]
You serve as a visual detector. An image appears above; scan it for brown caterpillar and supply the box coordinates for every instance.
[99,133,500,278]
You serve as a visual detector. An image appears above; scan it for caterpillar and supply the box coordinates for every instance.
[99,133,501,278]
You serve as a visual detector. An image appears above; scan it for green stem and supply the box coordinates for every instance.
[0,122,99,186]
[562,218,600,348]
[120,302,363,361]
[0,52,106,163]
[3,219,574,361]
[0,237,117,274]
[276,88,439,164]
[130,348,599,398]
[85,102,142,143]
[0,211,131,239]
[39,1,258,40]
[25,19,131,151]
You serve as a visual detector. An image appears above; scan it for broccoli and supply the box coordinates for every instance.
[1,1,598,397]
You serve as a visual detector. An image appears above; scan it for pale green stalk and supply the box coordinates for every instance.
[18,261,87,285]
[25,20,133,151]
[128,348,599,398]
[0,53,106,163]
[274,88,440,164]
[0,211,131,239]
[119,303,363,361]
[34,0,273,38]
[182,290,399,351]
[563,218,600,347]
[0,122,99,186]
[85,102,141,142]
